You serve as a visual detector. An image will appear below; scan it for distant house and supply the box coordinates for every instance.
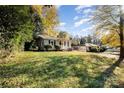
[35,35,71,51]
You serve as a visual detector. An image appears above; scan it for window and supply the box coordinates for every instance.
[54,40,56,45]
[51,41,53,45]
[59,41,61,45]
[49,40,50,44]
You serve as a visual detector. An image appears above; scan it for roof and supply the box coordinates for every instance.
[37,35,58,40]
[58,38,71,41]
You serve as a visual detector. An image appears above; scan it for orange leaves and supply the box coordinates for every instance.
[101,32,120,47]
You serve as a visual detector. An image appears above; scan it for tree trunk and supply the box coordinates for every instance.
[119,31,124,60]
[119,29,124,59]
[119,14,124,62]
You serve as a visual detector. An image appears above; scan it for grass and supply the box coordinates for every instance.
[0,51,124,88]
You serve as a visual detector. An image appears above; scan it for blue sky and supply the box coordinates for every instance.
[56,5,96,37]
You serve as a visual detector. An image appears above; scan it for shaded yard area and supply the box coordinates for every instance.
[0,51,124,88]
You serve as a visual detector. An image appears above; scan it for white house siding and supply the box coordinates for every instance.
[37,35,71,51]
[43,39,56,50]
[69,41,71,48]
[44,39,49,45]
[60,40,71,50]
[55,40,60,46]
[38,37,71,50]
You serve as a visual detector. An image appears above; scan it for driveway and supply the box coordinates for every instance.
[96,52,119,59]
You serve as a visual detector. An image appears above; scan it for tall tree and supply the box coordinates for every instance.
[42,6,59,36]
[87,35,92,43]
[80,37,86,45]
[31,5,59,37]
[30,5,43,38]
[92,5,124,63]
[58,31,69,39]
[0,6,34,55]
[71,35,80,46]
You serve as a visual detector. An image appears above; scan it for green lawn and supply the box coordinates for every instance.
[0,51,124,88]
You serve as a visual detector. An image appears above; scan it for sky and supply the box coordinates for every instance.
[56,5,96,37]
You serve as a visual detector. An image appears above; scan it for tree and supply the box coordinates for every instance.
[80,37,86,45]
[101,31,120,47]
[30,5,44,38]
[31,5,59,37]
[0,6,34,56]
[30,5,59,51]
[71,35,80,46]
[92,5,124,64]
[87,35,92,43]
[42,6,59,36]
[58,31,69,39]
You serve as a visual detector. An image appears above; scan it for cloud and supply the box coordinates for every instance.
[59,26,67,31]
[74,18,90,27]
[56,5,62,9]
[75,5,92,11]
[58,22,67,31]
[59,22,66,26]
[81,27,92,32]
[81,25,95,32]
[74,25,95,37]
[75,5,92,13]
[83,8,92,14]
[73,16,79,20]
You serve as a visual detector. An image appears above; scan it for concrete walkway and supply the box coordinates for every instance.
[96,52,119,59]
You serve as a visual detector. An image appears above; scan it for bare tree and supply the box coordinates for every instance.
[92,5,124,64]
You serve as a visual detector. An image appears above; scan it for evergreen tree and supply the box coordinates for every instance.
[80,37,86,45]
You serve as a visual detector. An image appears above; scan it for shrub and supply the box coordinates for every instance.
[73,46,79,50]
[88,46,106,52]
[54,45,61,51]
[100,46,107,52]
[88,46,100,52]
[67,48,73,51]
[44,45,52,51]
[30,40,38,50]
[24,42,31,51]
[0,6,34,55]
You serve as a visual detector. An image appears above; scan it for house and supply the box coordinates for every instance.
[35,35,71,51]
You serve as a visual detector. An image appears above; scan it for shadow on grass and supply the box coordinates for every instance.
[0,54,118,88]
[87,58,123,88]
[0,55,87,87]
